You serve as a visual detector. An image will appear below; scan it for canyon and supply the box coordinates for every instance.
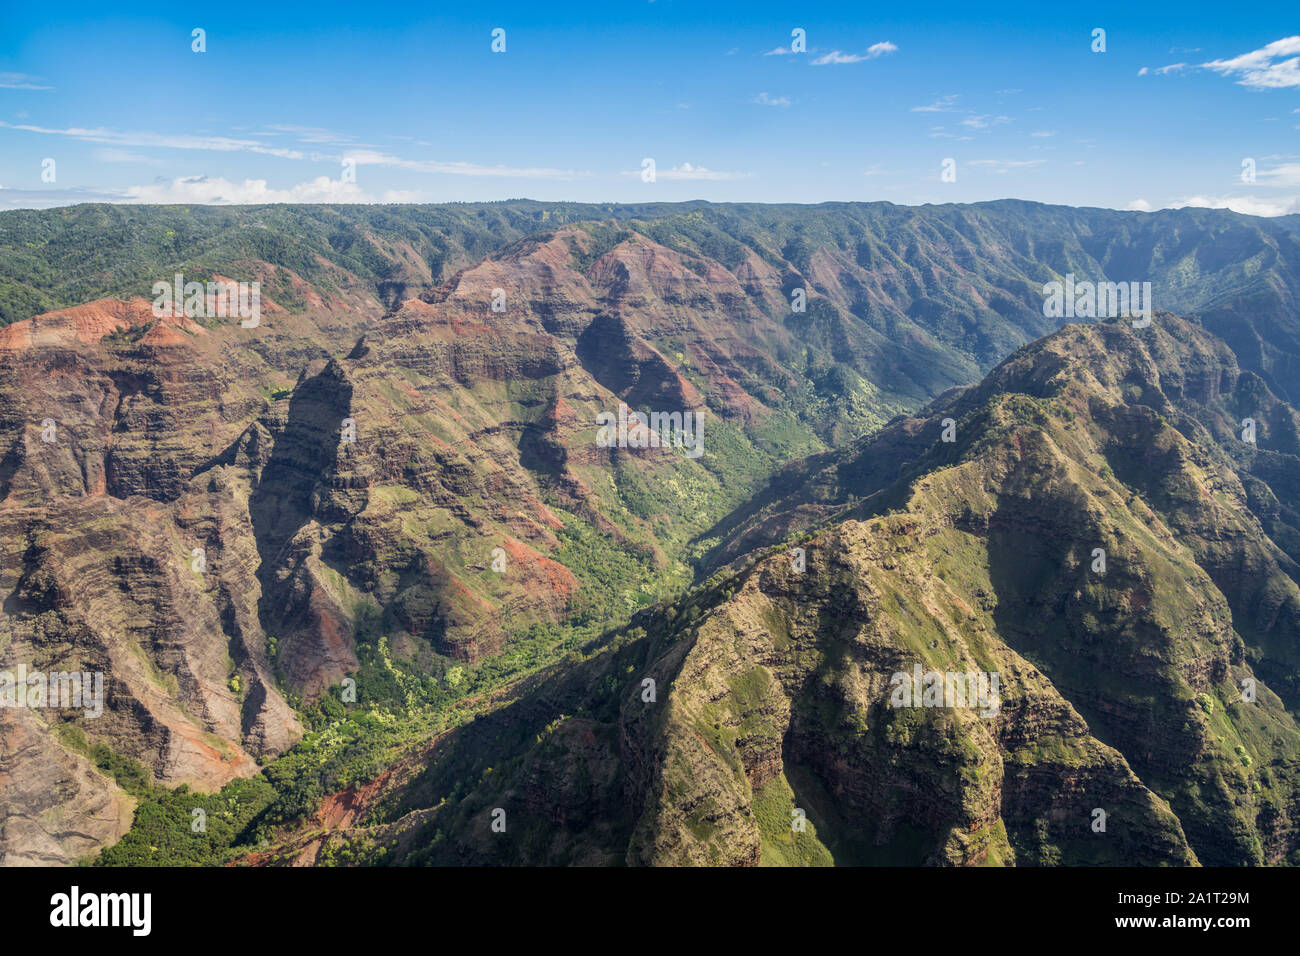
[1,200,1299,865]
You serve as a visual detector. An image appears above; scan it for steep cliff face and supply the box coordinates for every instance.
[273,316,1299,868]
[642,316,1300,865]
[616,519,1202,867]
[0,300,300,863]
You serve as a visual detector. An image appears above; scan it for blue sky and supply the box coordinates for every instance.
[1,0,1298,212]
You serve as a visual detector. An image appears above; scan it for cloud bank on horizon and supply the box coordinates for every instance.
[1,1,1298,215]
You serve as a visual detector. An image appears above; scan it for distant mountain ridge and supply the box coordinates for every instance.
[7,198,1300,399]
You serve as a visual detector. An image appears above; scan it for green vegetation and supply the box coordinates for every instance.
[95,778,276,867]
[753,773,834,867]
[57,724,157,800]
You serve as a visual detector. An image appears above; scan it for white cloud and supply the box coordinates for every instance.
[623,162,750,181]
[753,92,791,108]
[1255,162,1300,187]
[0,122,308,159]
[92,147,166,166]
[1137,40,1300,89]
[263,124,373,147]
[912,95,960,113]
[658,162,751,181]
[968,159,1046,173]
[1138,63,1189,76]
[0,72,52,90]
[122,175,372,204]
[812,50,865,65]
[1178,193,1300,216]
[343,149,587,180]
[2,122,582,180]
[0,186,122,209]
[961,114,1011,129]
[812,43,895,66]
[1126,199,1153,211]
[1202,36,1300,89]
[0,178,438,208]
[763,46,793,56]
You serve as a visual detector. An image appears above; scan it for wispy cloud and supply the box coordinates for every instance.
[92,147,166,166]
[0,186,121,209]
[961,114,1011,129]
[1254,162,1300,187]
[0,72,53,90]
[1,122,583,179]
[968,159,1046,173]
[1202,36,1300,89]
[0,122,308,159]
[812,42,897,65]
[753,92,791,108]
[344,149,588,180]
[123,175,371,204]
[623,162,751,181]
[1136,38,1300,89]
[812,51,866,65]
[263,124,374,147]
[1178,193,1300,216]
[658,163,751,181]
[0,177,434,208]
[912,94,960,113]
[1137,63,1189,76]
